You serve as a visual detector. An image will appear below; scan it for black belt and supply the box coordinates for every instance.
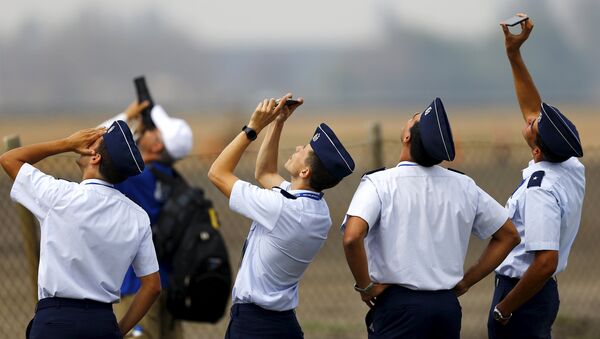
[36,297,112,312]
[496,274,557,284]
[232,303,295,316]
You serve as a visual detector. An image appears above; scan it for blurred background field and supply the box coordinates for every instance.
[3,105,600,153]
[1,0,599,338]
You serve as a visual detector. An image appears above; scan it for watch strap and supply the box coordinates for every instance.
[242,125,257,141]
[493,306,512,320]
[354,282,375,294]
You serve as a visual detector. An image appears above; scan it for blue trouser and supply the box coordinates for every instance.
[224,303,303,339]
[365,285,461,339]
[26,297,122,339]
[488,274,559,339]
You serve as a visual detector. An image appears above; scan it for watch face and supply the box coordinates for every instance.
[493,309,501,321]
[243,126,257,140]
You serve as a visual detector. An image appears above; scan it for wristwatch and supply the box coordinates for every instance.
[242,125,257,141]
[493,305,512,321]
[354,282,375,294]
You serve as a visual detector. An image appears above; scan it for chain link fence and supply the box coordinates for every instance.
[1,140,598,339]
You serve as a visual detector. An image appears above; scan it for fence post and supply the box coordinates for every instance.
[369,122,384,168]
[3,135,39,302]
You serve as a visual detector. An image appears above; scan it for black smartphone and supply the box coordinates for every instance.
[275,99,301,107]
[133,76,156,129]
[503,15,528,27]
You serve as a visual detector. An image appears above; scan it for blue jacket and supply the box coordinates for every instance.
[116,162,174,296]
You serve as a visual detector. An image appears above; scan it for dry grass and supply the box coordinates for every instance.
[2,105,600,154]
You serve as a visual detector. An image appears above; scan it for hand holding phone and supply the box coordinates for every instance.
[503,14,528,27]
[275,99,301,107]
[273,96,303,123]
[501,13,534,53]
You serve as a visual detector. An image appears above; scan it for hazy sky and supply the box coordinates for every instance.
[0,0,597,112]
[0,0,533,47]
[2,0,596,49]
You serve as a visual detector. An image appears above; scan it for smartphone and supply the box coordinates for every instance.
[133,76,156,129]
[275,99,301,107]
[503,15,528,27]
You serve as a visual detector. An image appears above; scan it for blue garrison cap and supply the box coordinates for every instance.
[104,120,145,177]
[418,97,455,161]
[309,123,355,180]
[538,103,583,158]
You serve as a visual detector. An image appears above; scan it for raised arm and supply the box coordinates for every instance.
[208,98,285,198]
[454,219,520,296]
[501,14,541,121]
[255,94,304,188]
[0,127,106,180]
[98,100,149,129]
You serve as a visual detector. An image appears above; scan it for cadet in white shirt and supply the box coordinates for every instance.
[342,98,520,339]
[208,94,355,339]
[0,121,161,339]
[489,15,586,338]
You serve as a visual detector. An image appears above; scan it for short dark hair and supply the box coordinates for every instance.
[535,134,569,163]
[409,121,442,167]
[305,151,342,192]
[97,139,128,184]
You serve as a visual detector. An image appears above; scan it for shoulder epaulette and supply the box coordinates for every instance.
[447,168,466,175]
[273,186,297,200]
[527,170,545,188]
[362,167,386,177]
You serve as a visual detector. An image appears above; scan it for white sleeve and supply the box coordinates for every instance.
[471,186,509,240]
[524,188,561,252]
[229,180,284,231]
[10,163,67,221]
[341,177,381,233]
[98,112,127,128]
[132,222,160,277]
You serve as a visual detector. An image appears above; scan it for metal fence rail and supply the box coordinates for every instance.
[0,141,598,339]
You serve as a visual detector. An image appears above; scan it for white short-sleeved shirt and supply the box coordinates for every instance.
[229,180,331,311]
[10,164,159,303]
[341,162,508,291]
[496,157,585,278]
